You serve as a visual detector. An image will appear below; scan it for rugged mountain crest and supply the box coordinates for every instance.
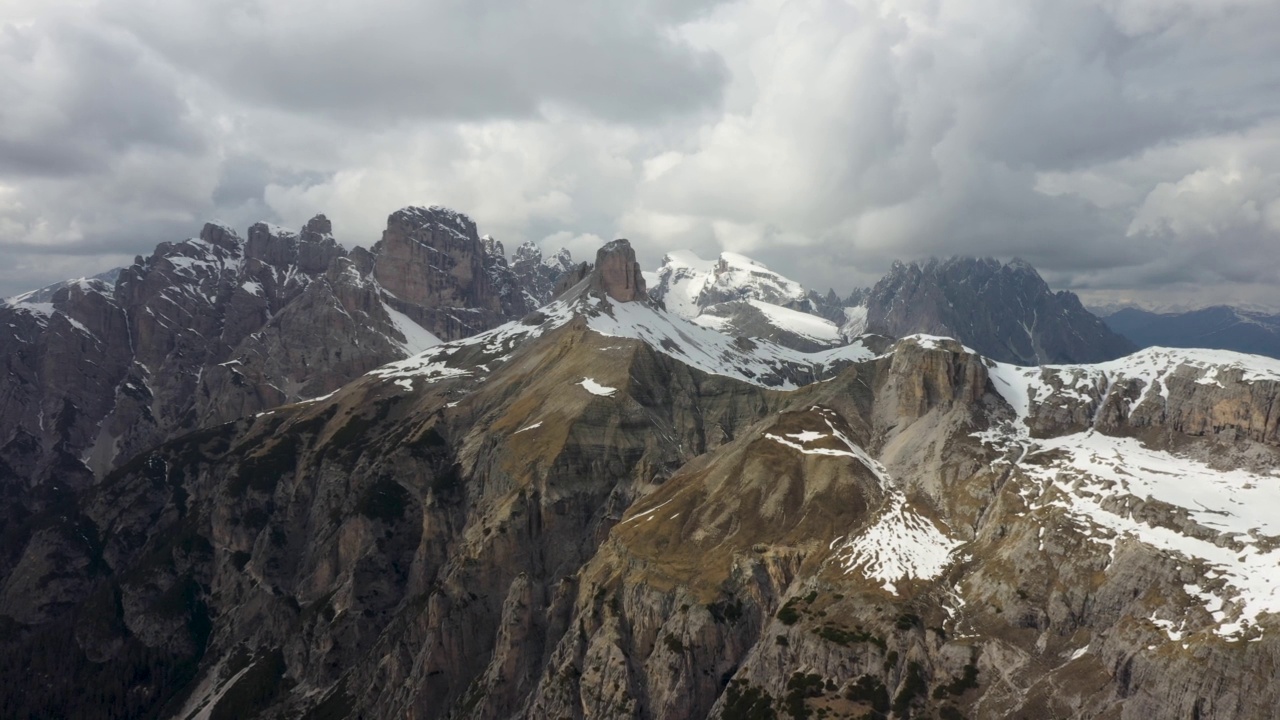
[0,206,577,495]
[866,256,1134,365]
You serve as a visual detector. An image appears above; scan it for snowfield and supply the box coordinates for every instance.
[983,347,1280,639]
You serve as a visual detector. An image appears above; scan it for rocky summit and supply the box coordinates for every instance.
[2,227,1280,720]
[865,257,1134,365]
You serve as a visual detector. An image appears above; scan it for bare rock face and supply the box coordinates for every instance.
[867,257,1133,364]
[297,214,343,274]
[590,239,647,302]
[245,221,299,269]
[372,206,507,339]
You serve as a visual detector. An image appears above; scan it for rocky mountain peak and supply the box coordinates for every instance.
[198,221,242,252]
[303,213,332,236]
[867,255,1132,365]
[245,222,299,268]
[545,246,573,271]
[297,215,342,274]
[508,241,574,307]
[372,205,501,335]
[513,239,540,263]
[590,238,647,302]
[480,234,505,258]
[391,204,478,239]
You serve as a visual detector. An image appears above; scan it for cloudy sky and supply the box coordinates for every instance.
[2,0,1279,308]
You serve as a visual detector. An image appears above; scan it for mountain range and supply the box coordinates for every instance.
[1098,305,1280,360]
[2,209,1276,720]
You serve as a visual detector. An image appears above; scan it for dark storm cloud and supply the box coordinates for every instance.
[0,19,203,178]
[2,0,1280,309]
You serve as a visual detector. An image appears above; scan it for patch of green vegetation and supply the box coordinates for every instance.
[228,434,300,497]
[777,598,802,625]
[723,680,776,720]
[933,662,979,698]
[663,633,686,653]
[894,613,922,631]
[939,705,967,720]
[775,634,789,647]
[783,672,826,719]
[409,425,448,453]
[356,476,410,522]
[327,398,400,467]
[707,598,745,624]
[813,624,886,651]
[429,462,464,495]
[170,421,239,470]
[844,675,890,717]
[290,405,338,442]
[891,661,927,718]
[883,650,899,673]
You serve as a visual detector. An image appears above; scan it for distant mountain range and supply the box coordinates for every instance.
[1096,305,1280,360]
[646,250,1133,365]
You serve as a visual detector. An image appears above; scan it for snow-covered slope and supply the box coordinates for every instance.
[980,346,1280,640]
[648,249,864,350]
[649,250,805,318]
[369,290,880,392]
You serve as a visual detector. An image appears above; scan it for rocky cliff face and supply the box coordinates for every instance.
[373,207,522,340]
[866,257,1134,365]
[589,239,648,302]
[3,245,1279,719]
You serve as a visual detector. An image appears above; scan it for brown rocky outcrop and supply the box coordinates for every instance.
[589,239,647,302]
[372,206,508,339]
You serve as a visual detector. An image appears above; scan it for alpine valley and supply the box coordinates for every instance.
[2,207,1279,720]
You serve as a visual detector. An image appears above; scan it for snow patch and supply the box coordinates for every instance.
[835,497,962,595]
[746,299,841,344]
[382,301,443,354]
[580,378,617,397]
